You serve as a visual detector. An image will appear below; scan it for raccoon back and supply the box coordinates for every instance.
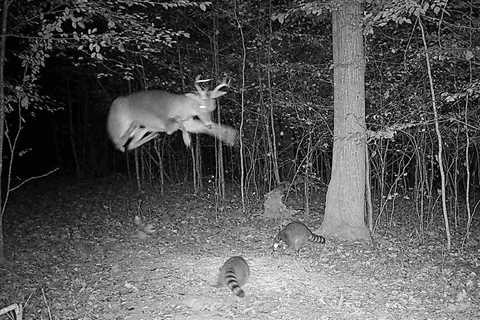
[274,221,325,251]
[215,256,250,297]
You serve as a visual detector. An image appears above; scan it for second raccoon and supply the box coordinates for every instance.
[214,256,250,297]
[273,221,325,253]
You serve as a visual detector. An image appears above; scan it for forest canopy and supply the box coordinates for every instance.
[1,0,479,198]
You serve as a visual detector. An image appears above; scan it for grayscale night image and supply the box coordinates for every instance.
[0,0,479,319]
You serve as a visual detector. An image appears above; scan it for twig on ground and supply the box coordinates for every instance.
[10,168,59,192]
[41,288,53,320]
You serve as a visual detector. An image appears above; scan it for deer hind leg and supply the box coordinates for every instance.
[117,121,139,151]
[126,129,159,150]
[119,121,159,151]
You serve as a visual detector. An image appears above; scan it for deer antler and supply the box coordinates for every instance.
[212,77,229,95]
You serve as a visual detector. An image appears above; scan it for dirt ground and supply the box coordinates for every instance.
[1,177,479,320]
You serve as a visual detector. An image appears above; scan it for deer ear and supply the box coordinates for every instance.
[185,93,203,103]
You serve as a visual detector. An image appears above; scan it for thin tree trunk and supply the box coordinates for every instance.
[134,149,141,191]
[66,79,81,178]
[191,145,197,193]
[304,130,312,215]
[366,143,373,232]
[212,11,225,199]
[195,136,203,190]
[267,0,280,185]
[463,1,473,245]
[419,18,451,250]
[0,0,9,263]
[234,0,247,212]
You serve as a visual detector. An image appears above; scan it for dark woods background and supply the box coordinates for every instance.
[3,1,480,207]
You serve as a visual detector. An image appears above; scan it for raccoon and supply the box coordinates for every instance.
[214,256,250,297]
[132,215,155,240]
[272,221,325,253]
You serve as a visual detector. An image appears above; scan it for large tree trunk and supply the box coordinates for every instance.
[319,0,370,241]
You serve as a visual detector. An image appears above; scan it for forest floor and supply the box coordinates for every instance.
[1,176,479,320]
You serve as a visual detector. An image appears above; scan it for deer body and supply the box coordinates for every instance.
[107,77,235,151]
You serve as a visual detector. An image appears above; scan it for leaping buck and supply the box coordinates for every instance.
[106,76,237,151]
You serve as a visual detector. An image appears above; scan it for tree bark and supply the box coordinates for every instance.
[319,0,370,241]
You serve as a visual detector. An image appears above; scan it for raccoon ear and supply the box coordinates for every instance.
[134,215,142,226]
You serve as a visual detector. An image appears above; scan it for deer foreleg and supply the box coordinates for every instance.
[182,119,237,146]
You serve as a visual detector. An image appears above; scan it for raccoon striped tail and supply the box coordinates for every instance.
[225,269,245,297]
[215,256,249,298]
[309,233,326,244]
